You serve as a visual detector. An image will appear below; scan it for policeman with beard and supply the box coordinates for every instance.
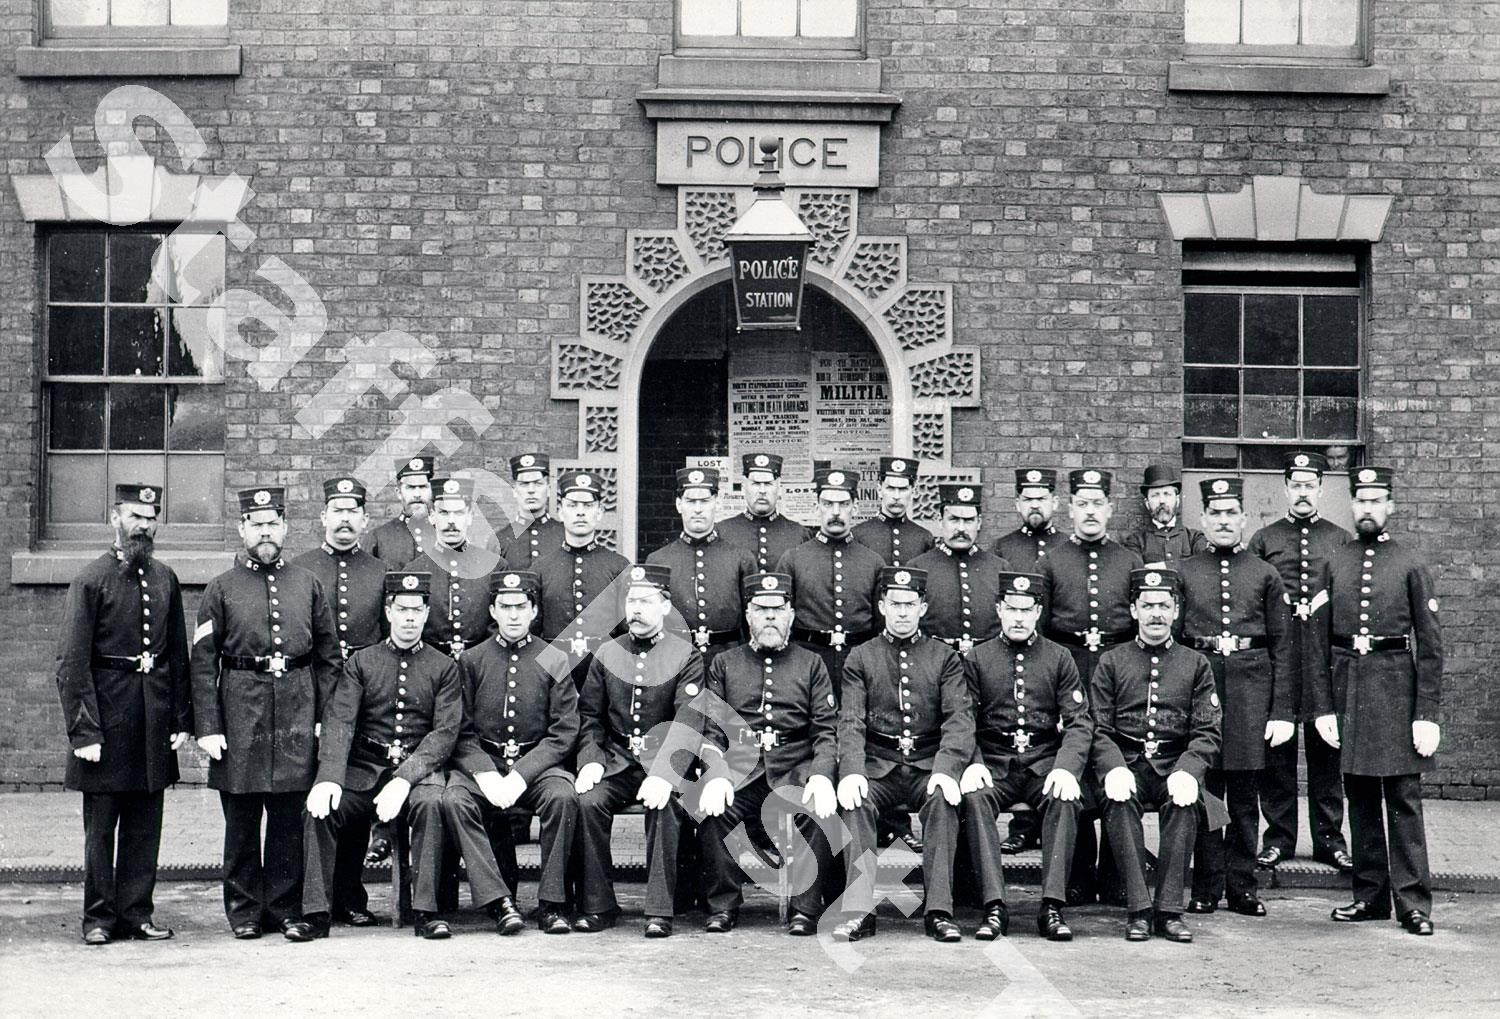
[408,477,504,658]
[191,487,341,940]
[367,456,437,566]
[1122,465,1207,569]
[717,453,811,572]
[993,468,1061,572]
[57,483,191,945]
[292,477,387,665]
[852,457,935,567]
[497,452,565,568]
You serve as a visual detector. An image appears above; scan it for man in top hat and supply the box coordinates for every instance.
[57,483,191,945]
[832,567,974,943]
[440,570,581,937]
[367,455,437,566]
[497,452,566,568]
[292,477,388,665]
[192,487,341,940]
[535,469,630,689]
[852,456,935,567]
[573,564,705,937]
[1122,464,1208,569]
[911,484,1012,655]
[959,571,1093,942]
[1318,467,1442,936]
[1092,568,1221,944]
[717,453,812,572]
[408,476,504,659]
[302,571,463,939]
[1248,451,1353,873]
[776,467,886,693]
[647,466,758,668]
[1178,477,1295,917]
[697,571,839,936]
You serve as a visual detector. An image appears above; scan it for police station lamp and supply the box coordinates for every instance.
[725,137,813,332]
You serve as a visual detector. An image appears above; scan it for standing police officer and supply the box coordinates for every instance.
[367,455,437,566]
[911,484,1011,654]
[497,452,566,568]
[994,467,1062,571]
[57,483,191,945]
[852,456,935,566]
[536,470,630,690]
[717,453,811,572]
[408,476,503,659]
[292,477,387,663]
[1122,464,1207,569]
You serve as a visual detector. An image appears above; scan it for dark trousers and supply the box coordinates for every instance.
[699,774,836,919]
[963,769,1079,906]
[577,765,683,917]
[1100,764,1198,915]
[442,772,578,908]
[81,790,165,934]
[1261,721,1348,857]
[1192,768,1260,901]
[1345,772,1432,916]
[841,764,960,917]
[303,781,446,917]
[218,790,307,928]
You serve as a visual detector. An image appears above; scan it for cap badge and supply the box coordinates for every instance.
[1013,577,1031,592]
[408,458,423,471]
[504,574,520,588]
[827,471,845,487]
[401,575,419,590]
[894,570,911,586]
[1211,479,1229,495]
[253,490,271,506]
[139,488,156,503]
[754,454,769,467]
[1359,468,1377,484]
[761,576,779,590]
[630,566,646,581]
[1294,454,1310,468]
[688,470,704,485]
[519,454,535,468]
[891,459,906,472]
[1026,469,1042,483]
[1145,571,1162,587]
[443,479,460,495]
[1082,470,1101,485]
[958,487,974,502]
[337,479,354,493]
[578,475,593,488]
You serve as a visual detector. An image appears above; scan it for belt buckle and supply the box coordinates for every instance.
[628,734,647,758]
[958,636,974,654]
[694,628,710,651]
[1083,629,1102,653]
[1012,730,1031,753]
[897,735,915,755]
[570,636,590,657]
[502,739,521,760]
[387,741,404,763]
[829,629,846,650]
[1293,601,1312,621]
[136,651,155,673]
[758,728,778,752]
[267,652,287,675]
[1352,634,1373,655]
[1216,634,1236,657]
[1143,739,1159,760]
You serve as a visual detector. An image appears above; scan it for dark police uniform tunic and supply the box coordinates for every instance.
[576,632,705,917]
[190,554,341,927]
[1249,512,1351,860]
[1180,545,1295,903]
[408,543,503,657]
[700,641,838,918]
[852,514,936,567]
[718,511,810,573]
[1091,638,1221,914]
[366,513,433,567]
[535,538,630,681]
[290,543,387,659]
[776,533,885,691]
[443,634,580,908]
[497,514,566,569]
[911,543,1012,652]
[1122,522,1208,568]
[837,632,974,917]
[646,531,757,663]
[994,524,1059,573]
[1039,535,1144,679]
[304,639,462,917]
[962,633,1092,905]
[57,548,192,935]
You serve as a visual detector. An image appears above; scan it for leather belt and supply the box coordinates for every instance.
[480,735,540,762]
[867,729,941,758]
[1110,731,1186,761]
[934,634,983,654]
[92,652,158,673]
[980,728,1060,755]
[1332,634,1411,655]
[731,725,806,752]
[220,652,312,674]
[1045,627,1132,652]
[793,627,875,650]
[358,732,412,764]
[1185,634,1269,656]
[690,626,741,651]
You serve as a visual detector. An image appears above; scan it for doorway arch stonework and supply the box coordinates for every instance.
[551,187,981,557]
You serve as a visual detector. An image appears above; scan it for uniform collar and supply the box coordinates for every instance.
[878,512,908,526]
[1020,523,1057,539]
[744,510,781,523]
[628,630,664,651]
[1286,511,1321,525]
[495,632,533,651]
[750,637,791,655]
[1136,635,1175,652]
[936,541,977,558]
[1069,534,1110,547]
[1004,631,1039,650]
[528,513,552,528]
[679,530,719,547]
[321,541,360,556]
[436,539,469,555]
[385,636,424,655]
[563,537,600,553]
[1358,530,1391,546]
[815,531,852,545]
[241,552,285,572]
[1152,518,1180,532]
[1212,542,1247,557]
[882,629,924,648]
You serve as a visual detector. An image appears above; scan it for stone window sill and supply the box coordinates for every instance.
[12,549,234,587]
[16,44,241,78]
[1168,60,1390,96]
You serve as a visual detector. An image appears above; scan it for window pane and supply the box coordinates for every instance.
[1242,0,1298,44]
[171,0,226,26]
[1185,367,1239,437]
[109,385,165,450]
[1184,293,1239,364]
[744,0,797,35]
[1304,295,1358,365]
[165,233,225,305]
[111,0,170,27]
[48,306,106,375]
[1303,370,1359,439]
[169,308,226,378]
[49,383,106,449]
[1243,293,1298,365]
[109,307,168,377]
[1183,442,1240,471]
[682,0,737,34]
[1184,0,1240,44]
[1303,0,1358,46]
[800,0,856,37]
[108,453,165,494]
[1242,367,1298,438]
[48,455,108,523]
[166,453,224,524]
[108,233,169,303]
[1238,444,1291,471]
[167,384,225,451]
[50,0,108,26]
[48,233,105,301]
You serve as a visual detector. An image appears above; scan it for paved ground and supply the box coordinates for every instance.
[1,880,1497,1017]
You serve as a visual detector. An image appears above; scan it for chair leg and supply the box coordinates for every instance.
[391,818,413,928]
[778,813,793,927]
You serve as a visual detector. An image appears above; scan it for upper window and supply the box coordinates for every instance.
[1184,0,1362,61]
[678,0,862,53]
[43,229,227,541]
[44,0,228,42]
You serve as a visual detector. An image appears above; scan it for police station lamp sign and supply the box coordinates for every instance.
[725,140,813,332]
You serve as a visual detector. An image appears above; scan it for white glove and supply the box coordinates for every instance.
[197,734,227,761]
[374,777,411,822]
[802,774,836,820]
[637,774,674,810]
[494,770,527,809]
[1412,720,1441,757]
[959,763,993,794]
[474,770,508,807]
[1103,765,1135,803]
[698,776,736,817]
[927,771,961,807]
[1042,768,1082,802]
[1314,713,1341,749]
[837,774,868,811]
[574,761,605,795]
[170,732,190,751]
[1167,770,1199,808]
[306,781,343,819]
[314,722,322,739]
[73,743,102,763]
[1265,720,1296,748]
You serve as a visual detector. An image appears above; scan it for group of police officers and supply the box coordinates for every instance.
[57,446,1444,946]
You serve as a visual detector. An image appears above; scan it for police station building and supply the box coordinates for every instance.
[1,2,1495,794]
